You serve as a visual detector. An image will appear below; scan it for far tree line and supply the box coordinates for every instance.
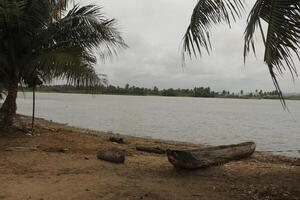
[19,84,293,100]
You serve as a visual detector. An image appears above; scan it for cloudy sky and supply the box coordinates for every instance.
[79,0,299,93]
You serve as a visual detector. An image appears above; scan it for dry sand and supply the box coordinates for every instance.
[0,115,299,200]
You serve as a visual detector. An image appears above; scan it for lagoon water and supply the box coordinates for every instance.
[15,92,300,157]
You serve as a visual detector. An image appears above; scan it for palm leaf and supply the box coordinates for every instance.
[21,3,126,88]
[182,0,246,59]
[0,1,126,96]
[244,0,300,107]
[58,4,127,57]
[183,0,300,107]
[32,47,97,83]
[37,4,126,86]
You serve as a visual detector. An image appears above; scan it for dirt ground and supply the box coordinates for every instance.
[0,116,299,200]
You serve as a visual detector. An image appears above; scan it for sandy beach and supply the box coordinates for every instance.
[0,115,299,200]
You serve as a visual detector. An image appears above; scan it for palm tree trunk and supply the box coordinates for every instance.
[0,79,18,127]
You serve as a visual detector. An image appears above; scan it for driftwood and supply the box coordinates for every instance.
[136,146,166,154]
[109,136,124,144]
[166,142,256,169]
[97,149,125,163]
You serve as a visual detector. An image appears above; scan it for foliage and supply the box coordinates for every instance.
[0,0,126,125]
[21,84,289,100]
[0,0,126,90]
[183,0,245,58]
[183,0,300,107]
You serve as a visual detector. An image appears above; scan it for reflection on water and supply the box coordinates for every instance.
[16,92,300,157]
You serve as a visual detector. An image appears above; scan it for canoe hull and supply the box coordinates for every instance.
[166,142,256,169]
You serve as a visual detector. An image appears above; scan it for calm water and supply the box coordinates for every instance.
[14,92,300,157]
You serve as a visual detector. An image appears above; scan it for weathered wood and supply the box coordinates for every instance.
[136,146,166,154]
[166,142,256,169]
[97,149,125,163]
[109,136,124,144]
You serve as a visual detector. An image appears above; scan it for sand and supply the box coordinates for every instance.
[0,115,299,200]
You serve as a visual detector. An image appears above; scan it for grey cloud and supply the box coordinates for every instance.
[78,0,299,93]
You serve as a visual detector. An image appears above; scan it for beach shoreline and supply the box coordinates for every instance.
[0,115,299,200]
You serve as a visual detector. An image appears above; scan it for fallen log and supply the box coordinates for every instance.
[166,142,256,169]
[136,146,166,154]
[97,149,125,163]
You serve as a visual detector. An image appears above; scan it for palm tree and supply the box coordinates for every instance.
[0,0,126,127]
[183,0,300,107]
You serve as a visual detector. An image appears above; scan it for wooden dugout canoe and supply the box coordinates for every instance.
[166,142,256,169]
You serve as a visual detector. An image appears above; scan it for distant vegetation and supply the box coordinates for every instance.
[20,84,300,100]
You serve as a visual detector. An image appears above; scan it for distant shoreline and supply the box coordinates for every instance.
[18,89,300,101]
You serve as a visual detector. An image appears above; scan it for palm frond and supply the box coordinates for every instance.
[182,0,246,59]
[27,46,93,81]
[28,4,127,87]
[0,0,51,77]
[244,0,300,106]
[56,4,128,58]
[0,1,126,93]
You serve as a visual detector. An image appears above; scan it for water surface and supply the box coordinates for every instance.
[15,92,300,157]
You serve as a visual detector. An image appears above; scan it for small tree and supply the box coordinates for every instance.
[222,90,226,96]
[0,0,126,127]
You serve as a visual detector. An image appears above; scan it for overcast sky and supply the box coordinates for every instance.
[78,0,299,93]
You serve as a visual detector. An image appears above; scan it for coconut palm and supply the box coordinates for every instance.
[0,0,126,127]
[183,0,300,106]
